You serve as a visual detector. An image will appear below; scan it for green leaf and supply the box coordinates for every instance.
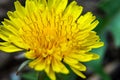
[99,0,120,17]
[105,10,120,46]
[22,70,38,80]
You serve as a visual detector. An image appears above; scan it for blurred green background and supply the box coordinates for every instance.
[0,0,120,80]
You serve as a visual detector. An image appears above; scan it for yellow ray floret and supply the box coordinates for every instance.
[0,0,104,80]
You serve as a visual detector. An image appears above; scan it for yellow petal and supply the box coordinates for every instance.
[80,31,103,48]
[47,0,57,8]
[68,52,99,62]
[77,12,96,30]
[0,26,13,40]
[71,67,86,79]
[25,50,36,59]
[2,19,18,29]
[0,43,23,53]
[45,65,56,80]
[0,42,9,46]
[63,1,83,21]
[9,35,29,49]
[3,18,23,29]
[52,59,61,73]
[64,56,78,64]
[52,58,69,74]
[87,20,99,31]
[89,42,104,48]
[35,59,46,71]
[90,52,100,60]
[25,0,38,15]
[29,57,42,68]
[75,32,89,40]
[0,32,9,41]
[14,1,25,17]
[70,63,86,71]
[3,25,18,36]
[48,0,68,14]
[56,0,68,14]
[34,0,46,11]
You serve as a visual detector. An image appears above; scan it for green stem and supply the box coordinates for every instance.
[37,71,46,80]
[37,72,40,80]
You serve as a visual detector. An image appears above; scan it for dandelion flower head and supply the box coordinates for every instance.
[0,0,104,80]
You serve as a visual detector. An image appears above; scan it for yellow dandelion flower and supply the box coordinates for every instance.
[0,0,104,80]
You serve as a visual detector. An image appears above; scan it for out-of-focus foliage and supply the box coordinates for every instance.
[86,0,120,80]
[22,70,38,80]
[108,11,120,47]
[99,0,120,46]
[99,0,120,17]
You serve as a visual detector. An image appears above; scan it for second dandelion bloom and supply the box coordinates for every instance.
[0,0,104,80]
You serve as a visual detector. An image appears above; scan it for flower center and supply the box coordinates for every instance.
[19,11,76,59]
